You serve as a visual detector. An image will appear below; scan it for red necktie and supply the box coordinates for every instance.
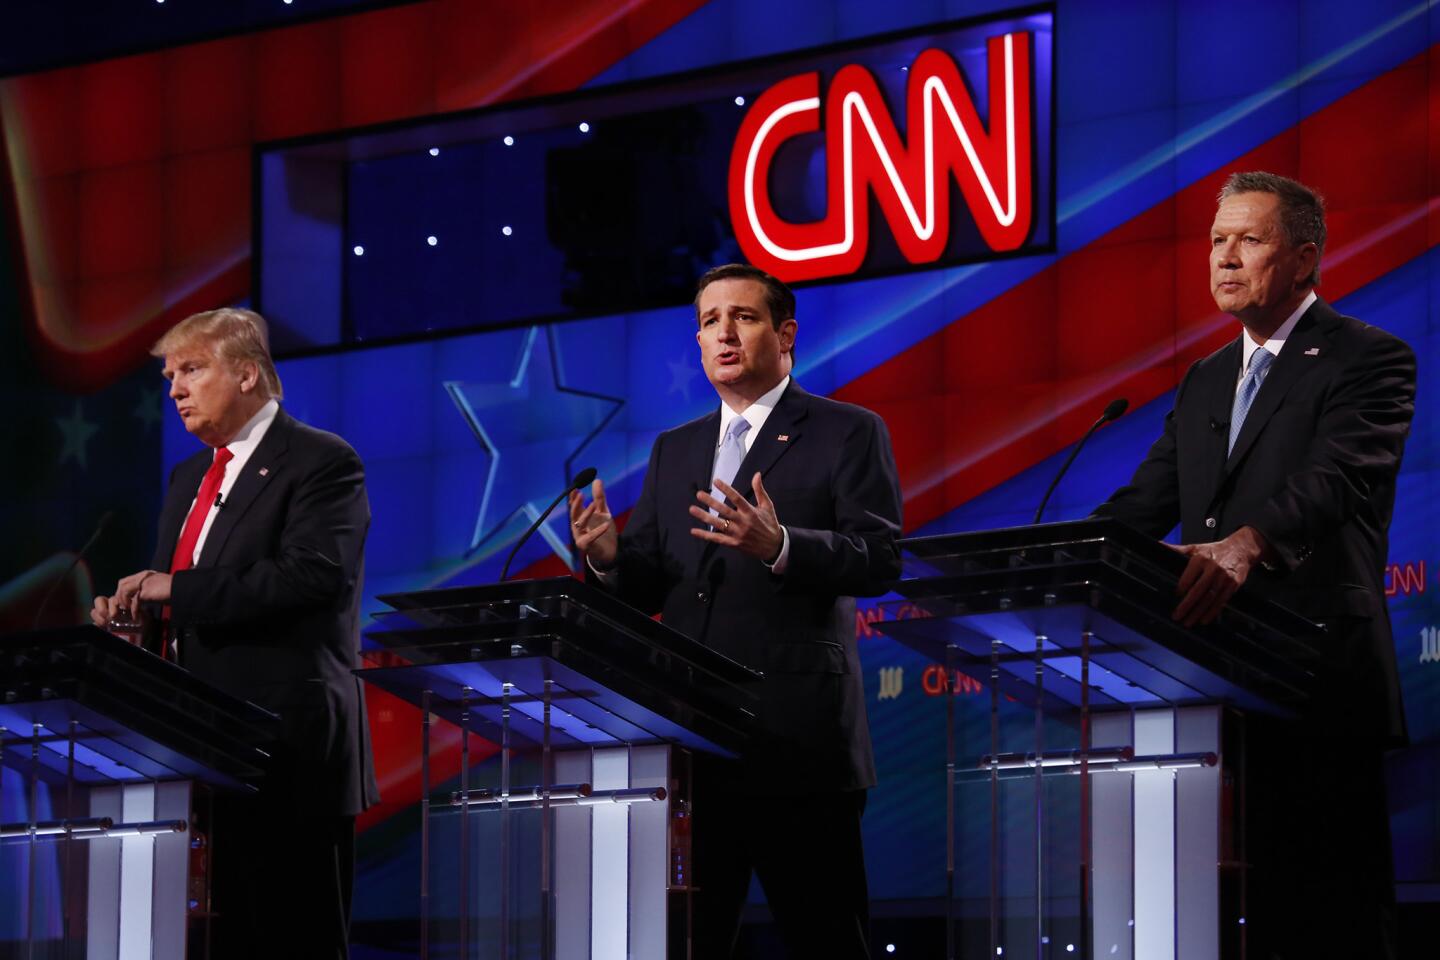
[170,446,234,575]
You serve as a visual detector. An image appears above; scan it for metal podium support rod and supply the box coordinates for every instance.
[449,783,592,806]
[443,786,667,813]
[1108,751,1217,772]
[978,746,1134,770]
[0,817,186,843]
[959,749,1217,781]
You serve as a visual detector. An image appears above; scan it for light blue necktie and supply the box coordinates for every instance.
[1229,347,1275,454]
[709,416,751,512]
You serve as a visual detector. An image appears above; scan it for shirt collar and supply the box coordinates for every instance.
[220,397,280,461]
[1241,289,1315,372]
[717,375,791,447]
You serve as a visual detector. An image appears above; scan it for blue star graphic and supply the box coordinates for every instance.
[666,352,701,402]
[56,400,99,469]
[445,325,624,568]
[133,388,165,433]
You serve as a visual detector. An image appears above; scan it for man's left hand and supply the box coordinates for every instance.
[689,473,784,563]
[1170,526,1270,627]
[113,569,174,615]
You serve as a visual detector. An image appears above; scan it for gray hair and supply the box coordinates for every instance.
[1218,171,1326,286]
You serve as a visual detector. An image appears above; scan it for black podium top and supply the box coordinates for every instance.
[884,519,1326,716]
[0,627,277,791]
[363,577,760,757]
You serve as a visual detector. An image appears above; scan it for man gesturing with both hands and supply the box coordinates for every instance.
[570,264,902,960]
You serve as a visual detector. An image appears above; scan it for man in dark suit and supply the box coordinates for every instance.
[1094,172,1415,959]
[91,307,377,959]
[569,264,902,959]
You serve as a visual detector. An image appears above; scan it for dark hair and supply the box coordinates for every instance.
[1218,171,1327,286]
[693,263,796,329]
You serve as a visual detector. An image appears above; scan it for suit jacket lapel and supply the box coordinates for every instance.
[728,380,808,502]
[1223,301,1337,476]
[1198,338,1243,504]
[194,408,293,568]
[155,456,210,567]
[687,409,722,498]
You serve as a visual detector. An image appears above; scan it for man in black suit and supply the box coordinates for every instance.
[91,307,377,959]
[1095,172,1415,959]
[569,264,902,959]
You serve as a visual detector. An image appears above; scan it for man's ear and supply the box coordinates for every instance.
[779,318,798,352]
[1296,243,1319,289]
[238,360,261,393]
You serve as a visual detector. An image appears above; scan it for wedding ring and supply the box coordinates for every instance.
[722,519,731,532]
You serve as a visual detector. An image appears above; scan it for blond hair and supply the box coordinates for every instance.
[151,308,283,400]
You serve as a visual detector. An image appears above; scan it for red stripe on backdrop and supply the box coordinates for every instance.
[0,0,709,391]
[835,47,1437,534]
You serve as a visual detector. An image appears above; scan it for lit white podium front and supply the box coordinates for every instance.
[882,519,1324,960]
[360,577,760,960]
[0,626,276,959]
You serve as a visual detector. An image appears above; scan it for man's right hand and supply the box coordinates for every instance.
[89,592,149,642]
[568,477,617,571]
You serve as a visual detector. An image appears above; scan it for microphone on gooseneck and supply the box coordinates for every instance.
[499,467,598,582]
[1032,398,1129,525]
[34,511,115,630]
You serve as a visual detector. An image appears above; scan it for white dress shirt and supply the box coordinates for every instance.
[1236,290,1315,395]
[179,398,280,568]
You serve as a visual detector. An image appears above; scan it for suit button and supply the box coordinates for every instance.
[1205,517,1217,529]
[696,591,709,604]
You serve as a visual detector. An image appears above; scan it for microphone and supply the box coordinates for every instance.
[1209,417,1228,433]
[499,467,598,582]
[1032,398,1128,525]
[33,511,115,630]
[214,492,225,510]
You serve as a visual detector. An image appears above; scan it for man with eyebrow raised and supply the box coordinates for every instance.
[91,307,377,959]
[570,264,903,959]
[1095,172,1415,959]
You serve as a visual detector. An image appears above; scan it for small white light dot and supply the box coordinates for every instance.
[885,947,895,955]
[901,65,909,72]
[578,122,590,133]
[1127,919,1135,927]
[1041,938,1050,945]
[503,135,514,146]
[156,0,164,4]
[352,245,364,256]
[428,147,440,156]
[1238,917,1246,925]
[1066,947,1075,954]
[501,225,512,236]
[997,949,1003,957]
[284,0,294,5]
[426,235,438,246]
[734,96,746,106]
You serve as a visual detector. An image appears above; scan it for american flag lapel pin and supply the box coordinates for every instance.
[258,467,270,477]
[776,434,789,442]
[1304,347,1320,356]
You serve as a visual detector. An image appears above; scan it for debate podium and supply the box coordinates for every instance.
[358,576,760,960]
[880,519,1324,960]
[0,626,277,959]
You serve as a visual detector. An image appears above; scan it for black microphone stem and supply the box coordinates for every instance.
[1033,399,1128,525]
[499,468,597,582]
[33,510,114,630]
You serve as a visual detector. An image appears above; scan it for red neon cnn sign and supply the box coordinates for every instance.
[728,32,1035,283]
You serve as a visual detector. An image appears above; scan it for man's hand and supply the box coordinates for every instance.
[689,473,784,563]
[1170,526,1271,627]
[90,570,170,639]
[568,478,618,570]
